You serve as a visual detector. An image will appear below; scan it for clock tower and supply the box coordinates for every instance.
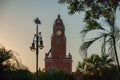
[45,15,72,73]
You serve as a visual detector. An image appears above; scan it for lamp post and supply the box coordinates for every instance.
[30,17,44,80]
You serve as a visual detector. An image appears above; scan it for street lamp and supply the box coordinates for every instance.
[30,17,44,80]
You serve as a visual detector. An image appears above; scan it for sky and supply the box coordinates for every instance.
[0,0,120,72]
[0,0,85,72]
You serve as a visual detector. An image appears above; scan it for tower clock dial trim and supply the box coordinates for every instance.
[56,30,62,36]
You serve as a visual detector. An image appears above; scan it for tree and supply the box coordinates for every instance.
[0,45,20,70]
[34,70,76,80]
[0,45,20,79]
[0,45,33,80]
[58,0,120,71]
[77,54,118,80]
[4,69,33,80]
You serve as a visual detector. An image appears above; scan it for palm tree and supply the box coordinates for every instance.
[78,54,114,74]
[75,0,120,72]
[0,44,33,80]
[100,54,114,68]
[0,45,20,71]
[77,54,118,80]
[58,0,120,72]
[77,54,101,75]
[0,45,21,79]
[80,16,120,71]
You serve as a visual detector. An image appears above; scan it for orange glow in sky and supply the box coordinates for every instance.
[0,0,120,72]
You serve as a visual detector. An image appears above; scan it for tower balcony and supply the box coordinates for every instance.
[45,54,54,61]
[45,55,53,59]
[45,53,72,61]
[63,53,72,61]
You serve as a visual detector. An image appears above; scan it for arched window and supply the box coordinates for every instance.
[49,66,56,72]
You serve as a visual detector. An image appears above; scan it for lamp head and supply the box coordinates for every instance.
[34,17,41,25]
[39,39,44,49]
[39,45,44,49]
[30,43,35,52]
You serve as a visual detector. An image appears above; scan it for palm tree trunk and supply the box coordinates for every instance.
[111,7,120,72]
[112,35,120,72]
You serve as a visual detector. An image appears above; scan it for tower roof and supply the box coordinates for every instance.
[54,14,64,29]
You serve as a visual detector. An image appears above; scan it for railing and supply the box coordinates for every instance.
[63,54,72,59]
[45,55,52,59]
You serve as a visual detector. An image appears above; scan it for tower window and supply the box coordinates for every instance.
[64,67,68,72]
[49,66,56,72]
[56,39,60,45]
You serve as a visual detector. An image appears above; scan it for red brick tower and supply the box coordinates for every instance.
[45,15,72,73]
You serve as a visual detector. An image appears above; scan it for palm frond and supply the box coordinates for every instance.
[80,41,93,58]
[80,36,102,58]
[0,46,21,70]
[114,26,120,41]
[101,37,106,56]
[107,37,115,58]
[77,62,86,73]
[80,28,89,40]
[100,54,114,67]
[80,21,105,40]
[100,32,111,56]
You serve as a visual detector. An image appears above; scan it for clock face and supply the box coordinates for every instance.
[56,31,62,36]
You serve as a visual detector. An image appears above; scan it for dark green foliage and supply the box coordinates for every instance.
[4,69,33,80]
[58,0,120,72]
[77,54,119,80]
[34,70,76,80]
[46,70,76,80]
[58,0,120,16]
[81,65,119,80]
[0,45,33,80]
[0,46,20,72]
[58,0,120,57]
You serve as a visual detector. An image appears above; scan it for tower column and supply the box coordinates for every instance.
[45,15,72,73]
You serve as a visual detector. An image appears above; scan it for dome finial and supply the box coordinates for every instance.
[58,14,60,19]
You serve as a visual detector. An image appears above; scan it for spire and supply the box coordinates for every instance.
[58,14,60,19]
